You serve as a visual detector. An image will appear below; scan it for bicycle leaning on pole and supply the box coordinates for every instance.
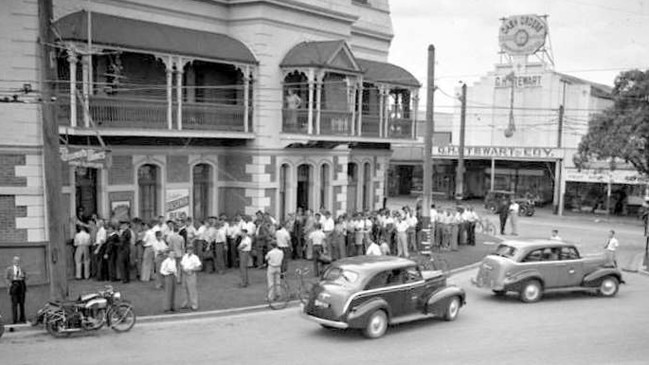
[267,267,316,310]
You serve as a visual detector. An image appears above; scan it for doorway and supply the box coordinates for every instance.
[75,167,98,218]
[347,162,358,212]
[297,164,312,210]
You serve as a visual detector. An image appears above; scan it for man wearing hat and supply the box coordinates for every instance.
[5,256,27,323]
[237,227,252,287]
[160,249,178,313]
[180,243,202,310]
[117,220,133,283]
[166,220,185,283]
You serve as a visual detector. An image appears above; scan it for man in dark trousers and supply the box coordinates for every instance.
[118,220,132,283]
[104,223,121,281]
[497,197,510,235]
[5,256,27,324]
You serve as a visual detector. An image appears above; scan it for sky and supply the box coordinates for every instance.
[388,0,649,112]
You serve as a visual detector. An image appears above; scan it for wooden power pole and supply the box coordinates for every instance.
[39,0,68,300]
[455,83,467,201]
[422,45,435,228]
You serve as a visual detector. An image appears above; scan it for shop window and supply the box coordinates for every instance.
[138,164,160,221]
[193,164,212,221]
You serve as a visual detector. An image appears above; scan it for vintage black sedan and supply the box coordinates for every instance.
[301,256,466,339]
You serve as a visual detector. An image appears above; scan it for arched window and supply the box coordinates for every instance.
[320,164,330,210]
[279,164,290,221]
[362,162,372,211]
[193,164,212,221]
[297,164,312,210]
[138,164,160,221]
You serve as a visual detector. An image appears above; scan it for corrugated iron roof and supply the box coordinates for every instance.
[357,58,420,88]
[54,11,257,65]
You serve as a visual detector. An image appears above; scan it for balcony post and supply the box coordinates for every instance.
[307,69,314,134]
[243,65,250,133]
[315,71,324,135]
[176,57,184,130]
[165,56,173,130]
[67,48,78,128]
[412,89,419,139]
[356,80,363,136]
[384,88,391,138]
[81,54,90,127]
[378,85,385,137]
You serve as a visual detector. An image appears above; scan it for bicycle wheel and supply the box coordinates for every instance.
[267,283,290,310]
[485,222,497,236]
[298,280,315,305]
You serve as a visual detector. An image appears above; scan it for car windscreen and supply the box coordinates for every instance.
[491,244,518,259]
[322,267,359,285]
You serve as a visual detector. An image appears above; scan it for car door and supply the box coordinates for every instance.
[362,269,409,318]
[520,248,560,288]
[401,266,427,315]
[556,246,585,287]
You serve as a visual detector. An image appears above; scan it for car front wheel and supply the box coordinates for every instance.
[444,296,461,321]
[520,280,542,303]
[363,310,388,339]
[598,276,619,297]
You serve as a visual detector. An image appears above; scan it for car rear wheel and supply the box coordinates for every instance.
[520,280,542,303]
[363,310,388,339]
[444,296,461,321]
[598,276,619,297]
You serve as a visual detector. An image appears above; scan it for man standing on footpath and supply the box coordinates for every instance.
[508,200,520,236]
[180,244,202,311]
[237,228,252,287]
[160,250,178,313]
[73,226,91,280]
[118,220,133,283]
[308,223,326,276]
[497,197,510,235]
[275,224,291,274]
[5,256,27,324]
[265,241,284,300]
[92,219,107,279]
[167,220,186,283]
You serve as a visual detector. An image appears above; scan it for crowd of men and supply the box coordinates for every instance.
[72,204,481,281]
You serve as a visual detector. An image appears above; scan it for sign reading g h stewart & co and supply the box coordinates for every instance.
[499,14,548,56]
[433,145,564,159]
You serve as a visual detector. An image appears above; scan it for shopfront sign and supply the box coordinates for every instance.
[60,146,111,169]
[565,168,649,185]
[494,74,542,89]
[432,145,564,159]
[499,14,548,55]
[166,189,190,221]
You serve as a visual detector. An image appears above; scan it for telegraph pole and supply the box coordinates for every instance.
[455,83,467,201]
[39,0,68,300]
[422,45,435,228]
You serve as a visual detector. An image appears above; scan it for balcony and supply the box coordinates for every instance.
[58,94,251,135]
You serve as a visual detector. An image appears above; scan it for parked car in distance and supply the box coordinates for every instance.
[472,239,624,303]
[301,256,466,339]
[484,190,535,216]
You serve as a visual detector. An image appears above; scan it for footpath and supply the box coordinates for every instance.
[0,232,499,334]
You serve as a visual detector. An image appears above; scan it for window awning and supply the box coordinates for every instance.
[280,40,361,74]
[54,11,257,65]
[357,59,420,88]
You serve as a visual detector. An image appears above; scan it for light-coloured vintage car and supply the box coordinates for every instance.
[472,239,624,303]
[301,256,466,339]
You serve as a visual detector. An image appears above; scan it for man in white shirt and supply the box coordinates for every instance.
[405,207,418,253]
[74,226,92,280]
[509,201,520,236]
[214,219,228,274]
[604,229,619,267]
[308,224,327,276]
[275,224,291,273]
[265,241,284,300]
[237,228,252,287]
[5,256,27,323]
[395,214,410,258]
[92,219,107,280]
[180,244,202,311]
[366,240,382,256]
[322,211,335,257]
[160,250,178,313]
[152,230,169,289]
[140,222,157,282]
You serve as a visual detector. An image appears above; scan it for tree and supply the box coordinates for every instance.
[576,69,649,175]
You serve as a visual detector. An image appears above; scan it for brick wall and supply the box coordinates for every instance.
[265,155,276,182]
[219,153,252,182]
[265,188,276,218]
[0,154,27,187]
[109,155,134,185]
[167,155,189,183]
[0,195,28,243]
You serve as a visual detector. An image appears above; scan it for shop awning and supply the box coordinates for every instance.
[357,59,420,88]
[54,11,257,65]
[280,40,361,73]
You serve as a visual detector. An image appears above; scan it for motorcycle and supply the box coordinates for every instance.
[32,285,136,337]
